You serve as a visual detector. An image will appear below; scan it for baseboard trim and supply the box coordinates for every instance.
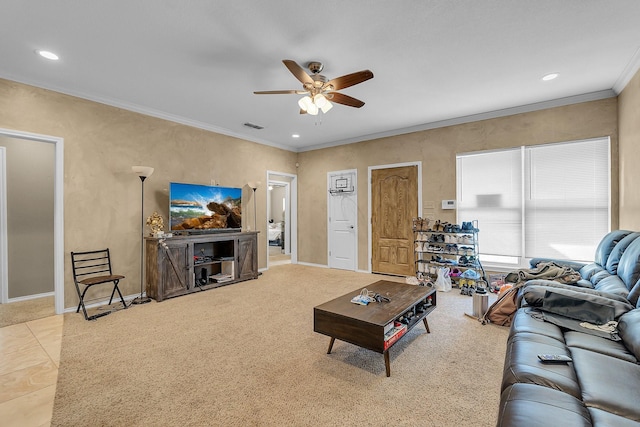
[6,291,55,303]
[297,261,329,269]
[63,293,141,314]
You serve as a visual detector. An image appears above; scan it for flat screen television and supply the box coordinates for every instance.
[169,182,242,232]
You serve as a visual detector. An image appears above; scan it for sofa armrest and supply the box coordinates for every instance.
[529,257,587,272]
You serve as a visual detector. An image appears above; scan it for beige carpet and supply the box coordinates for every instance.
[0,295,55,328]
[52,265,508,426]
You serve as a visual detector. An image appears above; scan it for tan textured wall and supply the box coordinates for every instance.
[619,69,640,230]
[0,78,297,308]
[298,98,619,270]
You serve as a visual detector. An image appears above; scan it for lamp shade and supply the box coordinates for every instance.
[320,100,333,114]
[313,93,328,108]
[298,96,313,112]
[306,102,319,115]
[132,166,154,178]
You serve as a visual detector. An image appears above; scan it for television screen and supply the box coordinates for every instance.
[169,182,242,231]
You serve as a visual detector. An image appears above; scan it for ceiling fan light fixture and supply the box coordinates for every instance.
[256,60,372,115]
[313,93,328,108]
[306,102,319,115]
[320,100,333,114]
[298,95,313,111]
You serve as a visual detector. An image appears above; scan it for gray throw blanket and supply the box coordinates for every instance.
[505,261,581,285]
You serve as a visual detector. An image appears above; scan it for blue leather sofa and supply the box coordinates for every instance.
[497,230,640,426]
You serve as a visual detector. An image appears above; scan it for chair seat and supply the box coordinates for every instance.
[79,275,125,286]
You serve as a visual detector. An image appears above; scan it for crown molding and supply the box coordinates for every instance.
[613,46,640,94]
[299,90,617,152]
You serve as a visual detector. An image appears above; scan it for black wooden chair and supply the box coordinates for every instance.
[71,249,127,320]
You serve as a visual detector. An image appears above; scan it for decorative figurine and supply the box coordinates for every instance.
[146,212,165,237]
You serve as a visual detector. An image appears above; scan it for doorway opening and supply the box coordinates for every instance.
[0,128,64,315]
[266,171,297,268]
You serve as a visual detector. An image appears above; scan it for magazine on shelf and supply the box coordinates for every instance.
[209,273,233,283]
[384,322,407,350]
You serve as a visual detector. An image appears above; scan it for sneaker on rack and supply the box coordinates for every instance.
[461,269,480,279]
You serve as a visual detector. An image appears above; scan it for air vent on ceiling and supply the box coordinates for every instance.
[243,122,264,130]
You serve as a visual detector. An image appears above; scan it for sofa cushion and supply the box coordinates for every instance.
[592,275,630,298]
[575,279,594,288]
[616,236,640,294]
[564,331,637,362]
[498,384,591,427]
[589,269,612,285]
[605,232,640,274]
[627,280,640,308]
[618,308,640,360]
[502,332,580,398]
[571,348,640,422]
[579,263,605,281]
[509,308,566,342]
[588,408,640,427]
[593,229,634,267]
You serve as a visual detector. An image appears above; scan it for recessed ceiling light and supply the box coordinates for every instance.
[292,134,300,138]
[36,50,59,60]
[542,73,559,81]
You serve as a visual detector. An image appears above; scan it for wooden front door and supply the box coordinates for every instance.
[371,165,418,276]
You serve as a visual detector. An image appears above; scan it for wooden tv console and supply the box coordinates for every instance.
[145,231,258,302]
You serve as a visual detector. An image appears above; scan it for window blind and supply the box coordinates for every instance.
[456,148,522,258]
[457,137,610,265]
[524,139,609,261]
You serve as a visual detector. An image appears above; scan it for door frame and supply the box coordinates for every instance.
[327,169,358,271]
[266,170,297,267]
[368,161,422,273]
[267,179,290,252]
[0,128,64,314]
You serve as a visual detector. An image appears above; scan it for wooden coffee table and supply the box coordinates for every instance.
[313,280,437,377]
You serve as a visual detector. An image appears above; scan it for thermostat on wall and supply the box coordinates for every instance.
[442,200,456,209]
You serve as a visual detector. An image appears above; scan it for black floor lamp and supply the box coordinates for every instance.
[131,165,154,305]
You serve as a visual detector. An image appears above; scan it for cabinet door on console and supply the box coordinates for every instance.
[237,234,258,280]
[160,242,191,299]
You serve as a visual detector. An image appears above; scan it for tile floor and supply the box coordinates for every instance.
[0,315,63,427]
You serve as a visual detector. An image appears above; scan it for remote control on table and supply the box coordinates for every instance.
[537,354,572,363]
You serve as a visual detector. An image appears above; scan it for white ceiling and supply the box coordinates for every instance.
[2,1,640,152]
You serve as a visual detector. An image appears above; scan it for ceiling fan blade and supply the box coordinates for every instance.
[327,92,365,108]
[326,70,374,91]
[253,90,304,95]
[299,109,307,115]
[283,60,313,85]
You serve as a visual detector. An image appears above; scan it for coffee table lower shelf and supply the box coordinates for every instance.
[314,280,437,377]
[324,316,431,377]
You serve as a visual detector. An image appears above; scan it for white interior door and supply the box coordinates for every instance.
[328,170,357,271]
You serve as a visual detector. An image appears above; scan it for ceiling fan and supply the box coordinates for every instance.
[254,60,374,115]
